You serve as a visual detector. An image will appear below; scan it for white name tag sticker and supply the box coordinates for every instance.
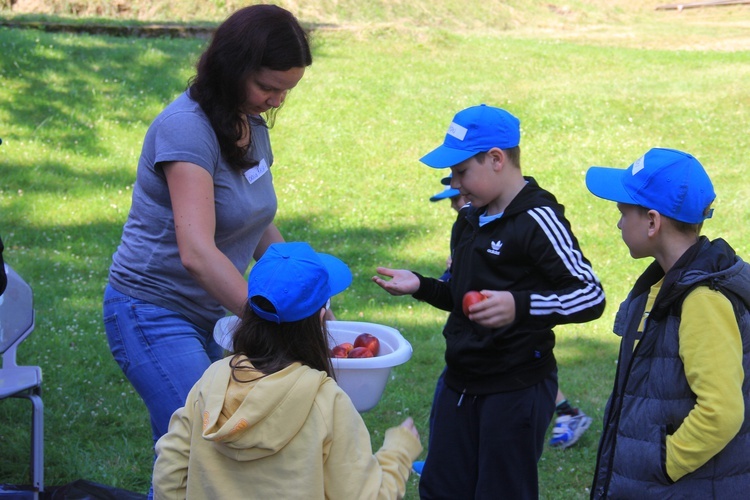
[447,122,468,141]
[632,155,645,175]
[244,158,269,184]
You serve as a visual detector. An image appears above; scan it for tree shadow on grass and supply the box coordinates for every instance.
[0,27,205,157]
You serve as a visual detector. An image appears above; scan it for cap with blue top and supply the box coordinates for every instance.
[420,104,521,169]
[585,147,715,224]
[248,242,352,324]
[430,174,460,201]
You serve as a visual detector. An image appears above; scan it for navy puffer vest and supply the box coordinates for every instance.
[591,237,750,499]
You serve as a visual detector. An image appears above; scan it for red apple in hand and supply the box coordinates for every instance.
[354,333,380,356]
[462,290,486,316]
[348,346,374,358]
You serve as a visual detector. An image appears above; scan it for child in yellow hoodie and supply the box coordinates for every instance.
[153,242,422,499]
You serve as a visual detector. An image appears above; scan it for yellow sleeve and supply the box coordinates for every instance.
[323,390,422,500]
[153,397,195,499]
[666,287,744,481]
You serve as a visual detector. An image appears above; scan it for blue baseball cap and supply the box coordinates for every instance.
[430,174,460,201]
[586,148,715,224]
[420,104,521,169]
[430,185,461,202]
[248,242,352,323]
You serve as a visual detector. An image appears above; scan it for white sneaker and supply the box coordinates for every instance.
[549,412,592,449]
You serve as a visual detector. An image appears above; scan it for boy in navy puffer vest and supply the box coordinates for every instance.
[586,148,750,499]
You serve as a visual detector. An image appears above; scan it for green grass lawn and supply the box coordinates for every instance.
[1,2,749,497]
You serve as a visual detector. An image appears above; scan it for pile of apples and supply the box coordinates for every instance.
[330,333,380,358]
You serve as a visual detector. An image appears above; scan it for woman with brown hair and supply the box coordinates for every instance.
[103,4,312,475]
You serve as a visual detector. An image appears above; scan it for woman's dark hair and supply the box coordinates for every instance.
[189,4,312,170]
[230,297,334,382]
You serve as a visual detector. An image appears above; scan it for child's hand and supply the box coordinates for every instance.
[399,417,420,440]
[465,290,516,328]
[371,267,420,296]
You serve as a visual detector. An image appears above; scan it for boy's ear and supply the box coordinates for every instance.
[487,147,505,169]
[646,209,661,237]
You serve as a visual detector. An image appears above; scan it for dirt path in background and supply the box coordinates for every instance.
[0,18,216,38]
[2,2,749,50]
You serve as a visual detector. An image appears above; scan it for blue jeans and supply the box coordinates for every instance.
[102,284,224,445]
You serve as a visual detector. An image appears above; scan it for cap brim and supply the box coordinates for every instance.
[316,253,353,297]
[420,145,476,169]
[440,175,452,186]
[430,188,460,202]
[585,166,637,205]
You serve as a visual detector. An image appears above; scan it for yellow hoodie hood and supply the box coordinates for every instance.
[201,357,328,461]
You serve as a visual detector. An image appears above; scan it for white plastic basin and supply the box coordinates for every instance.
[214,315,240,352]
[213,317,413,412]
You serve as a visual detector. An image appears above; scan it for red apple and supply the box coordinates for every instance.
[462,290,486,316]
[330,342,354,358]
[331,346,347,358]
[353,333,380,356]
[338,342,354,354]
[348,346,374,358]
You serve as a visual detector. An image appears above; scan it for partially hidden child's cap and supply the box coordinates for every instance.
[430,185,461,202]
[248,242,352,323]
[586,147,715,224]
[420,104,521,169]
[430,174,460,201]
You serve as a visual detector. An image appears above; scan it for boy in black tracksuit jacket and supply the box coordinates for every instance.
[373,105,605,499]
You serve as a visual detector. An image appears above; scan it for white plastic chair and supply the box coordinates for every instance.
[0,264,43,497]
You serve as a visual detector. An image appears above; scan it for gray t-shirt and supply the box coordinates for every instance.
[109,92,276,331]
